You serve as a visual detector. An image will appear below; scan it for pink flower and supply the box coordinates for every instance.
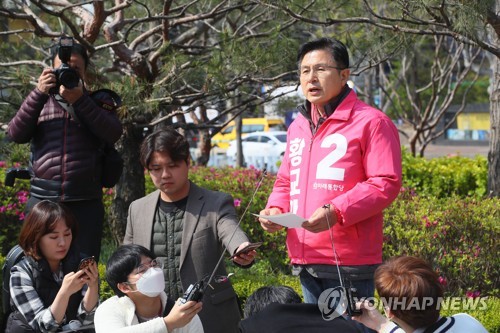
[0,206,6,213]
[0,161,6,168]
[234,199,241,207]
[466,290,481,299]
[17,191,29,204]
[18,212,25,220]
[438,276,447,286]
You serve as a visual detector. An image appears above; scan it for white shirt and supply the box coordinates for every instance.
[94,292,203,333]
[382,314,488,333]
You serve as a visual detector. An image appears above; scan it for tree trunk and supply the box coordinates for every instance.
[489,55,500,197]
[109,123,145,244]
[196,130,211,166]
[488,0,500,197]
[193,105,212,166]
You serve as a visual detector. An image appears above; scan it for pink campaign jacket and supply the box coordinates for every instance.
[267,90,402,266]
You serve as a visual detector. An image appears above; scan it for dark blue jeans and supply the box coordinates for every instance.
[299,268,375,304]
[299,268,377,333]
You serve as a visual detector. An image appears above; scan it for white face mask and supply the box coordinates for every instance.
[133,267,165,297]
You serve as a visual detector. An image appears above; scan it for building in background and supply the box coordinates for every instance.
[443,103,490,143]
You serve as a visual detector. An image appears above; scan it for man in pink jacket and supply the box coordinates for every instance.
[258,38,402,304]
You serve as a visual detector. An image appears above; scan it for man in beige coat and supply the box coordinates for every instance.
[124,127,256,333]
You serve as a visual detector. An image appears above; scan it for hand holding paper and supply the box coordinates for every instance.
[253,212,307,228]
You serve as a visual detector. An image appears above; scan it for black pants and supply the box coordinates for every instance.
[25,197,105,262]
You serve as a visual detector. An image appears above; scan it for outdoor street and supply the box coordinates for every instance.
[411,143,490,158]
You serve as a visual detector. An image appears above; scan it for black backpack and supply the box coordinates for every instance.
[63,89,124,188]
[2,245,32,316]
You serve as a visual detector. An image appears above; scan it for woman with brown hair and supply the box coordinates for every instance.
[353,256,487,332]
[5,200,99,332]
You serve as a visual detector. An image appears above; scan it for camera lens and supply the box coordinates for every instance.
[59,68,80,89]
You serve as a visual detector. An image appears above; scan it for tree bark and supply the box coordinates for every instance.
[489,53,500,197]
[109,123,145,244]
[487,0,500,197]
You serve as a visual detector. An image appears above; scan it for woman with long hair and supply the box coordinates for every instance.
[6,200,99,332]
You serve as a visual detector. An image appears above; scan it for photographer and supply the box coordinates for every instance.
[7,37,123,262]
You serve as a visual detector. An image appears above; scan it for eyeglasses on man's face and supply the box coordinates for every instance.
[298,63,346,78]
[133,258,163,276]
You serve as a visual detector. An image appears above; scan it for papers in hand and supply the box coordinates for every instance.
[253,212,307,228]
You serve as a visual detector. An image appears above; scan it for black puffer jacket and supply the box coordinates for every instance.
[7,88,122,201]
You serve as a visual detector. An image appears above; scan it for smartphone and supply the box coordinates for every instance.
[78,256,95,277]
[231,242,263,258]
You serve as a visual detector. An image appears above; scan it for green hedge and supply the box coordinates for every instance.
[384,192,499,296]
[401,148,488,198]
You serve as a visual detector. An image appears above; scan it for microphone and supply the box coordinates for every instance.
[180,168,268,304]
[323,204,362,316]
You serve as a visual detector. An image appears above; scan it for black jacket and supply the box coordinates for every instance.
[7,88,122,201]
[239,303,364,333]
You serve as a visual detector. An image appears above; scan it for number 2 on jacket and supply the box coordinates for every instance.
[316,133,347,181]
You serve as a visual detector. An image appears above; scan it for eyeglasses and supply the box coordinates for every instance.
[298,64,346,78]
[133,258,163,276]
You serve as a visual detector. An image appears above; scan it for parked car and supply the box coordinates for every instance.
[226,131,287,161]
[212,118,286,149]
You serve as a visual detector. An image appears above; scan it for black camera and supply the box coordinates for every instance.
[179,281,204,304]
[49,36,80,94]
[345,286,362,316]
[4,167,31,187]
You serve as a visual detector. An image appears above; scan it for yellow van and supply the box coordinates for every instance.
[212,118,286,149]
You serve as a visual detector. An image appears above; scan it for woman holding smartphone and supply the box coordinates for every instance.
[5,200,99,333]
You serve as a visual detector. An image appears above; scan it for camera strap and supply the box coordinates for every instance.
[55,96,82,125]
[323,204,345,288]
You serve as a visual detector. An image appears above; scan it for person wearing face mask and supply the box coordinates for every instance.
[95,244,203,333]
[7,36,123,262]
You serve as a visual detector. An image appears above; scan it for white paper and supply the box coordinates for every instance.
[252,212,307,228]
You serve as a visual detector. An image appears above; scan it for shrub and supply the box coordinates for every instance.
[0,166,30,256]
[384,190,499,296]
[187,166,289,271]
[231,259,302,307]
[401,149,488,198]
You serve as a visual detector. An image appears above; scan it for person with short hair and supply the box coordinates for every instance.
[258,37,402,305]
[124,128,255,333]
[239,285,363,333]
[94,244,203,333]
[7,39,123,262]
[352,256,488,332]
[6,200,99,333]
[243,286,302,319]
